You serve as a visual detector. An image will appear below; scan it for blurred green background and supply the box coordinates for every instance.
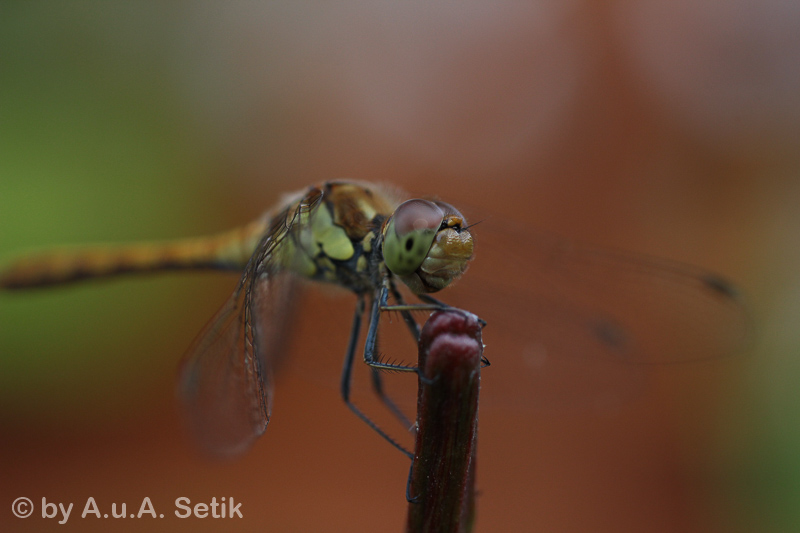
[2,2,799,532]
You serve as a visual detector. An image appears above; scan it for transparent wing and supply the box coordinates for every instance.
[443,219,750,409]
[177,189,322,456]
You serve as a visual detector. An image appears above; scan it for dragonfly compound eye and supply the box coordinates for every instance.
[383,199,443,276]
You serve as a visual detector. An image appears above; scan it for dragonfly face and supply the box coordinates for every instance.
[382,199,474,294]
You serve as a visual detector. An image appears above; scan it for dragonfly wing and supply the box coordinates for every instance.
[445,219,750,408]
[177,267,297,457]
[177,190,321,456]
[177,280,266,457]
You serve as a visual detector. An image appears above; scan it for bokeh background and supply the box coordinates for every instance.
[2,2,799,532]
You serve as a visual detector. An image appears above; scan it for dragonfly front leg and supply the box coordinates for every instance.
[362,283,431,440]
[363,284,442,373]
[420,292,487,331]
[362,282,486,439]
[369,367,414,433]
[363,279,424,433]
[340,295,412,458]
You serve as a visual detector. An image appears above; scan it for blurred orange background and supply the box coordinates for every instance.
[2,2,798,532]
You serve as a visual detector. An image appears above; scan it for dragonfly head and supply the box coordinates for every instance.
[382,198,474,294]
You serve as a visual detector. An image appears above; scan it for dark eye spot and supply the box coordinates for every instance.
[405,238,414,251]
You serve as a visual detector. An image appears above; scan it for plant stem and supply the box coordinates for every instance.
[406,309,483,533]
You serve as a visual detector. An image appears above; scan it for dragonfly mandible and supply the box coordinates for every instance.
[0,180,749,457]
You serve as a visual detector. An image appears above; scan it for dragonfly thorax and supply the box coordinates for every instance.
[271,183,390,294]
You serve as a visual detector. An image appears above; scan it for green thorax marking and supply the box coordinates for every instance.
[275,189,387,293]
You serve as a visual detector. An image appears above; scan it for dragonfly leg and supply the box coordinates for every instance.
[418,293,449,308]
[341,295,412,458]
[369,285,485,368]
[364,285,421,373]
[420,293,488,330]
[369,367,415,433]
[358,280,423,432]
[389,280,421,341]
[406,459,419,504]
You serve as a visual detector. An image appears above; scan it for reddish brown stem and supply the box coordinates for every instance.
[406,309,483,533]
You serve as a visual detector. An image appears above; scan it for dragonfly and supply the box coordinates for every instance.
[0,180,748,457]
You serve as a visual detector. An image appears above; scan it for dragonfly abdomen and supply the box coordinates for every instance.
[0,218,268,289]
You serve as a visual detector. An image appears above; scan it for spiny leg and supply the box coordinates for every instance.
[363,280,427,432]
[360,283,488,442]
[364,285,427,372]
[340,295,412,458]
[365,284,476,369]
[362,283,448,427]
[361,283,435,440]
